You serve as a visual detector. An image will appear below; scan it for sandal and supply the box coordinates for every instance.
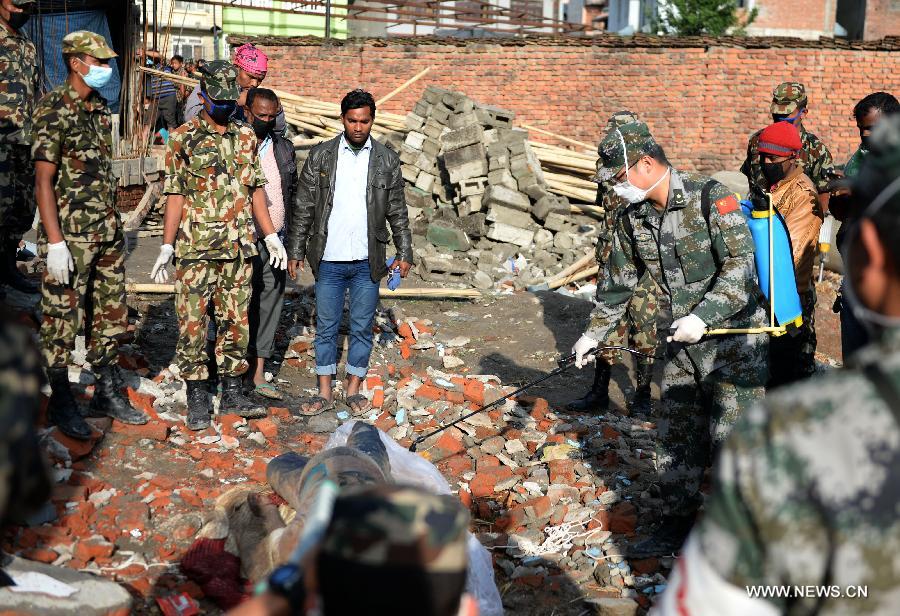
[296,395,335,417]
[254,382,284,401]
[345,393,372,415]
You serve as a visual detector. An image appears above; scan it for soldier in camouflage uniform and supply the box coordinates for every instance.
[741,82,836,211]
[0,0,40,295]
[657,114,900,616]
[151,61,287,431]
[0,309,50,534]
[574,121,768,557]
[32,32,147,441]
[569,110,658,415]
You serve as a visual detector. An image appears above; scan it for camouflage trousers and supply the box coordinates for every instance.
[175,257,251,381]
[768,287,817,388]
[39,235,127,369]
[603,273,658,370]
[655,334,768,517]
[0,144,35,243]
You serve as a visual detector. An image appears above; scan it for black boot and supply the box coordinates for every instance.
[220,375,266,418]
[186,380,212,431]
[3,239,38,294]
[90,365,149,425]
[566,359,611,412]
[47,367,93,440]
[627,360,653,415]
[627,514,696,558]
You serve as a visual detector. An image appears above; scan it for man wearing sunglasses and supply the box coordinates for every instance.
[575,121,768,558]
[741,82,836,213]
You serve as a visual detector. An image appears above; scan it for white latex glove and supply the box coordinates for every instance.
[46,241,74,285]
[264,233,287,270]
[151,244,175,284]
[667,314,707,344]
[572,334,599,369]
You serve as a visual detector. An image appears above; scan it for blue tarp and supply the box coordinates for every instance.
[24,10,121,112]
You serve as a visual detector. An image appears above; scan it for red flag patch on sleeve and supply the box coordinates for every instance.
[715,195,739,215]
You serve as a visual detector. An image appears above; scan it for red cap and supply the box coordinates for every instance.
[758,121,802,156]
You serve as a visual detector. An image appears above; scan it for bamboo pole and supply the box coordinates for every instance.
[376,66,433,106]
[126,283,482,299]
[548,251,595,282]
[522,124,594,151]
[547,265,600,290]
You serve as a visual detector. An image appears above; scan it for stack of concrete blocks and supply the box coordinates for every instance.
[399,86,589,288]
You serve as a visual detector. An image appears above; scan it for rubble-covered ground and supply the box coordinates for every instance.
[1,239,843,614]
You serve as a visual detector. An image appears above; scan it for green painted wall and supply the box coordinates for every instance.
[223,1,347,39]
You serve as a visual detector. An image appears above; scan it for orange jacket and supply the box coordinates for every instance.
[770,164,823,293]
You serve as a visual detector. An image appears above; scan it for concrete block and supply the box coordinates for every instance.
[430,105,451,125]
[486,141,509,158]
[413,100,432,117]
[441,124,484,152]
[426,221,472,252]
[488,168,518,191]
[401,164,420,183]
[442,143,488,184]
[448,110,480,129]
[423,118,446,139]
[476,104,515,128]
[457,212,487,237]
[459,177,488,197]
[422,255,474,276]
[487,223,535,248]
[400,144,419,165]
[489,154,510,171]
[443,93,474,113]
[405,131,426,150]
[457,195,483,217]
[414,151,437,174]
[486,204,534,229]
[482,184,531,212]
[483,129,499,146]
[534,228,554,249]
[507,139,528,156]
[423,85,451,105]
[422,138,441,158]
[544,212,569,232]
[405,185,435,210]
[404,112,425,131]
[415,171,436,193]
[533,195,568,221]
[523,182,550,200]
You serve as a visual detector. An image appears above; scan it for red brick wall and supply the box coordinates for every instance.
[116,185,146,213]
[250,36,900,174]
[865,0,900,40]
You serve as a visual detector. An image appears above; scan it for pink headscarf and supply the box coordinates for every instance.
[233,43,268,76]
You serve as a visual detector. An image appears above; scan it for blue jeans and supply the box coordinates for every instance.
[314,260,380,378]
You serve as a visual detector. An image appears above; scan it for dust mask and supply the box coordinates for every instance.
[612,129,669,204]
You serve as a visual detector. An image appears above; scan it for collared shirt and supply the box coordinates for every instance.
[0,25,39,145]
[323,134,371,261]
[32,81,118,242]
[163,114,266,260]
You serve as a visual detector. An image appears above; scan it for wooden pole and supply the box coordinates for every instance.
[548,265,600,290]
[522,124,594,151]
[126,283,482,299]
[376,66,433,106]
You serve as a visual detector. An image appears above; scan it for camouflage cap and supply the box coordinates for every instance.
[595,120,658,184]
[603,110,640,134]
[61,31,117,59]
[319,484,469,573]
[770,81,807,115]
[199,60,240,101]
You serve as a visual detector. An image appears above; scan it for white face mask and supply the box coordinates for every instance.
[612,129,670,204]
[842,174,900,335]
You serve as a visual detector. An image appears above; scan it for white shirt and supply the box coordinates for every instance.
[323,135,372,261]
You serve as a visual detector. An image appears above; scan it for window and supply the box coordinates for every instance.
[173,37,204,60]
[175,2,204,10]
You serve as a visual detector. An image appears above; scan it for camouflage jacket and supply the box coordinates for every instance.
[0,26,39,146]
[594,180,629,267]
[164,115,265,261]
[32,81,119,242]
[694,327,900,615]
[741,126,835,193]
[587,170,765,368]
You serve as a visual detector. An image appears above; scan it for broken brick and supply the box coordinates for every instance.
[415,383,443,401]
[49,428,100,461]
[111,420,169,442]
[73,538,115,562]
[22,547,59,564]
[251,418,278,439]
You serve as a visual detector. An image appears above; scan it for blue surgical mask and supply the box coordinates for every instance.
[78,59,113,90]
[774,110,803,125]
[202,94,236,124]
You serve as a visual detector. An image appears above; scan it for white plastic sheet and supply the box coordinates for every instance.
[326,421,504,616]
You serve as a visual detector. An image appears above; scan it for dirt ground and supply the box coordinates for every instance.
[3,230,845,615]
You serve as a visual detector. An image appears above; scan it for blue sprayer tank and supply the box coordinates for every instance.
[740,199,803,329]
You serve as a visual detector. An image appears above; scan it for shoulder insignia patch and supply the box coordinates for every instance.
[715,195,739,215]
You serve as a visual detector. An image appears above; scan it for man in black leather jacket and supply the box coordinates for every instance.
[287,90,413,415]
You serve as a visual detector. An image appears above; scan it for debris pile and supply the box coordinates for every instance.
[400,86,600,290]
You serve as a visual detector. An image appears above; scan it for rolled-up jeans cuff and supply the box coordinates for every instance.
[345,363,368,378]
[316,363,337,376]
